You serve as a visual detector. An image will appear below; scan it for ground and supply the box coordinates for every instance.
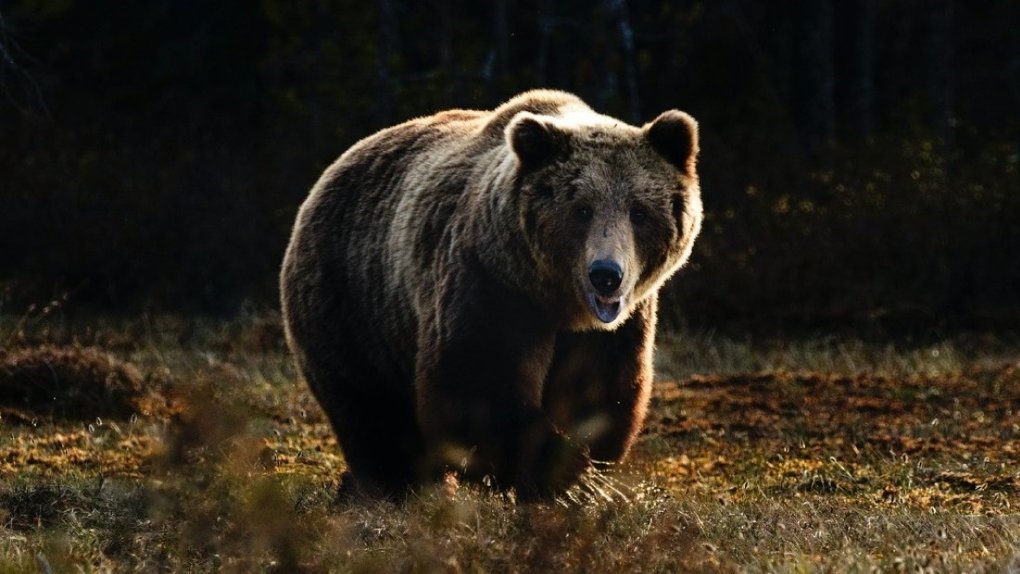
[1,315,1018,572]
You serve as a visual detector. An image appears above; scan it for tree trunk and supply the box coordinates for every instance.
[795,0,835,149]
[848,0,873,142]
[494,0,509,78]
[606,0,641,123]
[439,0,454,99]
[927,0,954,151]
[536,0,552,86]
[376,0,397,123]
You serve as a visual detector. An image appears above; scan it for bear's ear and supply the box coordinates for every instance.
[644,110,699,175]
[506,112,568,170]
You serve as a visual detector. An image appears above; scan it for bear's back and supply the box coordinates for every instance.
[332,90,586,177]
[284,91,595,381]
[479,89,588,140]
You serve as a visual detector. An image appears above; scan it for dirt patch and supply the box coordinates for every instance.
[650,364,1020,453]
[642,362,1020,510]
[0,346,157,423]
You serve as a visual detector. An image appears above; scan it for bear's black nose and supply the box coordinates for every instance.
[588,260,623,296]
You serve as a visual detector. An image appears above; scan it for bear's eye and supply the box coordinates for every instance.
[630,207,648,225]
[574,205,593,222]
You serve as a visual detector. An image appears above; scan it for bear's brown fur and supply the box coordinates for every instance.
[280,90,702,498]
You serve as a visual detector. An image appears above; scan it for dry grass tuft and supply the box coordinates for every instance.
[0,345,165,423]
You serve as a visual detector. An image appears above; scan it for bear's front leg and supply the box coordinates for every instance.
[543,296,658,463]
[414,272,589,498]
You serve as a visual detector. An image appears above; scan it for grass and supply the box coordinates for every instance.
[1,314,1019,572]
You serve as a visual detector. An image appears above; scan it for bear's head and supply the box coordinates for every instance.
[506,108,702,331]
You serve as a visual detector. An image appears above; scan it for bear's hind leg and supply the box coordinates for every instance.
[305,366,427,499]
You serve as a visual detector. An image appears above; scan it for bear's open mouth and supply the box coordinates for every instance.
[587,293,623,323]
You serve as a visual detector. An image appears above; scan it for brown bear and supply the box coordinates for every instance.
[280,90,702,498]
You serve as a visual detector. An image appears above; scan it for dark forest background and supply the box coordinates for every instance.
[1,0,1017,333]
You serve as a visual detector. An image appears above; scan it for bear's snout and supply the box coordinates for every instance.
[586,259,625,324]
[588,259,623,296]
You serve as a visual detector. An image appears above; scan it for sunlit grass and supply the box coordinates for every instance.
[2,315,1019,571]
[655,329,1018,379]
